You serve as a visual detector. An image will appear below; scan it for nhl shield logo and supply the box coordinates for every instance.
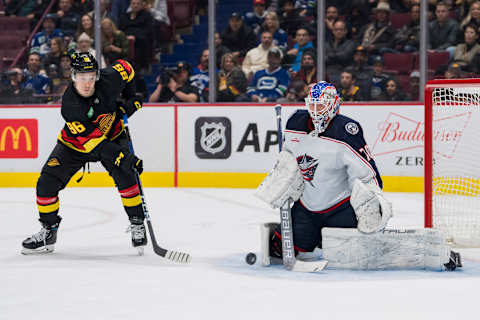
[195,117,231,159]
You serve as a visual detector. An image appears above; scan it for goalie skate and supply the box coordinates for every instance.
[22,217,62,255]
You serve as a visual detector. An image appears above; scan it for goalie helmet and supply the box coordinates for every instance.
[304,81,340,134]
[70,51,99,81]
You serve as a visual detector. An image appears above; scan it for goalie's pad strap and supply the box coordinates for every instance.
[322,227,451,271]
[255,150,305,209]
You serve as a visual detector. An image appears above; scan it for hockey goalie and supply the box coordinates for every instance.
[255,81,462,271]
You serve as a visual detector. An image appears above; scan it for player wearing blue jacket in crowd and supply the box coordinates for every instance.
[286,27,314,72]
[243,0,267,35]
[23,52,51,95]
[31,13,65,56]
[247,47,290,102]
[190,49,213,102]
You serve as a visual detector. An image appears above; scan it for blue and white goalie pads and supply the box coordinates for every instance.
[255,150,305,209]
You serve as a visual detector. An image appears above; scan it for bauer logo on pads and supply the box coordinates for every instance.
[195,117,231,159]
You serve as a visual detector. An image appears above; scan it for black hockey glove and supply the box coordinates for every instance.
[100,141,143,174]
[117,96,143,118]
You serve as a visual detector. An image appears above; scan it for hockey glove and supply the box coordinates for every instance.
[117,96,143,118]
[100,141,143,174]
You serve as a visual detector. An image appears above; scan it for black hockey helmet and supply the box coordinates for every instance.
[70,51,99,81]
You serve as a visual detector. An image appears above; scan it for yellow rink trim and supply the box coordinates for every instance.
[0,172,424,192]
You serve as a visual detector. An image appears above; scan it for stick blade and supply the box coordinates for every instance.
[291,260,328,273]
[165,250,192,264]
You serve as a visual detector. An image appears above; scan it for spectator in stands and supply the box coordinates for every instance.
[110,0,130,26]
[278,0,305,37]
[190,49,211,102]
[23,52,51,95]
[101,18,129,65]
[57,0,81,40]
[217,53,249,102]
[347,46,373,97]
[459,1,480,34]
[258,11,288,52]
[244,0,267,36]
[119,0,154,70]
[429,2,459,56]
[247,47,290,102]
[221,12,257,60]
[359,2,396,55]
[89,0,113,20]
[242,31,278,80]
[286,27,314,72]
[215,32,231,68]
[370,56,391,101]
[151,0,172,48]
[277,79,308,103]
[149,61,199,103]
[453,23,480,69]
[42,37,67,71]
[406,70,420,101]
[71,0,94,14]
[0,68,35,104]
[391,0,413,13]
[4,0,37,19]
[292,50,317,85]
[346,1,371,40]
[395,4,421,52]
[76,32,106,67]
[339,69,364,102]
[444,62,463,78]
[325,5,339,42]
[378,79,407,101]
[48,52,71,98]
[76,13,95,40]
[325,20,356,84]
[31,14,64,56]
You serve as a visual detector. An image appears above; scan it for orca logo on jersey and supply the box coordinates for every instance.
[297,154,319,187]
[195,117,231,159]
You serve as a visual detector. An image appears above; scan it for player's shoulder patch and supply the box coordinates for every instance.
[345,122,359,135]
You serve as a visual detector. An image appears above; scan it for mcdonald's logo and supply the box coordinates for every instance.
[0,119,38,158]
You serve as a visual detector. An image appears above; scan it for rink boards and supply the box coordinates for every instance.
[0,103,425,191]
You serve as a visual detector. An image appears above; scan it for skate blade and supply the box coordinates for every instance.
[21,245,55,255]
[136,246,145,256]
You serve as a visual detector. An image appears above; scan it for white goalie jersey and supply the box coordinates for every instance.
[283,110,382,212]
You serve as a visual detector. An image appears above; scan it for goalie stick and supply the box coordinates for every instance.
[274,105,327,272]
[123,114,191,263]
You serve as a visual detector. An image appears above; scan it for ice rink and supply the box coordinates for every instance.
[2,187,480,320]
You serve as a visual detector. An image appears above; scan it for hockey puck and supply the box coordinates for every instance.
[246,252,257,265]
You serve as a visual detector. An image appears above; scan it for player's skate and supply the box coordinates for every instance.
[127,216,147,255]
[444,250,462,271]
[21,217,62,255]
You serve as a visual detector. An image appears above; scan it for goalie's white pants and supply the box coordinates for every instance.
[322,228,452,271]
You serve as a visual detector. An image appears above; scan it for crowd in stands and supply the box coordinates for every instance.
[2,0,480,104]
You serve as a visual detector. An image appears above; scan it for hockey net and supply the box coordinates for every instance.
[425,79,480,247]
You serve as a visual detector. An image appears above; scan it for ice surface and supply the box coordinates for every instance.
[2,188,480,320]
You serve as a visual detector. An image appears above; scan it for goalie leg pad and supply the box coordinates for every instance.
[321,227,452,271]
[255,150,305,209]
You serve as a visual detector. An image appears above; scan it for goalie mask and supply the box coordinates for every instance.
[305,81,340,134]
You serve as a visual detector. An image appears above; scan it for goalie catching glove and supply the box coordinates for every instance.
[350,178,393,233]
[255,150,304,208]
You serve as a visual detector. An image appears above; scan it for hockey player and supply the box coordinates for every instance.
[256,81,462,271]
[22,52,146,254]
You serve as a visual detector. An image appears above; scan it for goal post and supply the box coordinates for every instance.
[424,79,480,247]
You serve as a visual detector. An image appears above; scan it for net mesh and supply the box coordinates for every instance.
[432,86,480,247]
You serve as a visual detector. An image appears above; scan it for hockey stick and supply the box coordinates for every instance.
[274,105,327,272]
[122,114,191,263]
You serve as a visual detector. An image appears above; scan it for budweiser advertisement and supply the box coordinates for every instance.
[0,119,38,158]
